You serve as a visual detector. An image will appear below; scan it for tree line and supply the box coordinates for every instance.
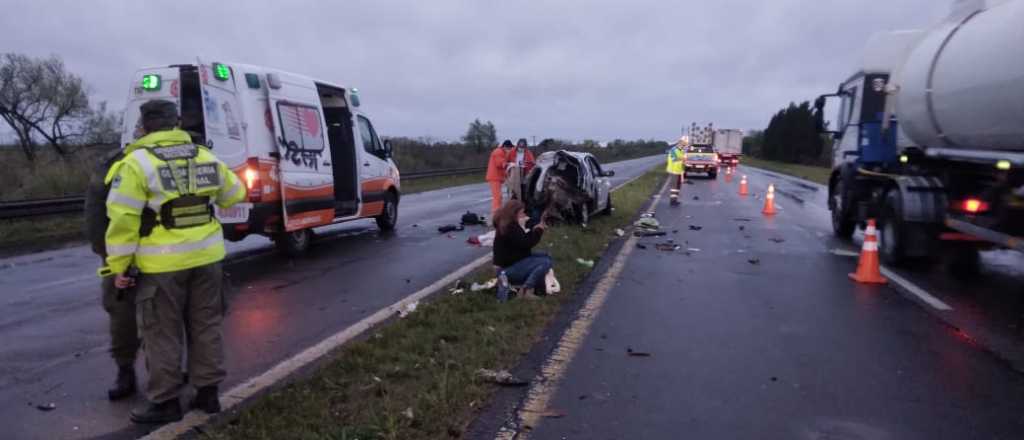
[743,101,831,167]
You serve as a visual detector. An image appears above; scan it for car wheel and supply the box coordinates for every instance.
[600,193,612,216]
[375,191,398,232]
[576,202,590,225]
[274,228,313,257]
[709,169,718,179]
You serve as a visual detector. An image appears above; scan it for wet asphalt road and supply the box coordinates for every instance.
[525,169,1024,439]
[0,155,660,440]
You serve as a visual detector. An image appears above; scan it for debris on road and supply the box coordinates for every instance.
[467,230,496,247]
[634,216,660,231]
[655,243,681,252]
[769,237,785,243]
[438,224,464,233]
[471,279,498,292]
[449,288,465,295]
[634,231,667,237]
[739,225,745,231]
[688,225,703,231]
[687,248,701,252]
[412,224,419,228]
[693,196,700,201]
[460,211,486,226]
[36,402,56,412]
[576,258,595,268]
[626,347,652,357]
[615,228,625,237]
[747,258,761,265]
[672,229,679,234]
[398,301,419,318]
[733,217,752,222]
[476,368,530,386]
[637,243,648,250]
[540,410,567,419]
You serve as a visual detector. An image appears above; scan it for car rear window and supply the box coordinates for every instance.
[687,146,713,153]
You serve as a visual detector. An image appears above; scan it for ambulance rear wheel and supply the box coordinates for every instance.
[275,228,313,257]
[376,191,398,232]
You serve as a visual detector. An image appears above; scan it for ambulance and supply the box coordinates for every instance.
[121,60,401,255]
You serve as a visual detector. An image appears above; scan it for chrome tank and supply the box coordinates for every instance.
[894,0,1024,151]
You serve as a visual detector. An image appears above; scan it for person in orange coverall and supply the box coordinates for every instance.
[487,140,515,216]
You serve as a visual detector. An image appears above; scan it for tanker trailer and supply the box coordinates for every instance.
[814,0,1024,273]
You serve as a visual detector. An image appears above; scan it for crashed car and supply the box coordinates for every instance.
[523,150,615,225]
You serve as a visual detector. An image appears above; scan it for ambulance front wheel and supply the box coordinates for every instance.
[376,191,398,232]
[275,228,313,257]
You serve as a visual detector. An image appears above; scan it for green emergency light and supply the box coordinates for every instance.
[213,63,230,81]
[141,74,161,91]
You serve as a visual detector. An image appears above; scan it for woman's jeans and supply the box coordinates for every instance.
[501,253,553,291]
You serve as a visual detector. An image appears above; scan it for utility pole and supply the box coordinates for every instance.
[532,135,536,146]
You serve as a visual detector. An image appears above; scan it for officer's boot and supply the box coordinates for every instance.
[190,385,221,414]
[107,366,137,400]
[130,400,183,424]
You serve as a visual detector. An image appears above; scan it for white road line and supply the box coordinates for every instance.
[496,175,669,440]
[144,165,658,440]
[829,248,954,311]
[879,266,954,311]
[22,274,96,292]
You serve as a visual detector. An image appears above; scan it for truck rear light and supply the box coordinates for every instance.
[961,198,989,214]
[245,158,262,202]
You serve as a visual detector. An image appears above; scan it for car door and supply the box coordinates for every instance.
[355,115,390,215]
[587,157,611,211]
[266,72,336,231]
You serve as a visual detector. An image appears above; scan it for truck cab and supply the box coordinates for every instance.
[122,61,401,255]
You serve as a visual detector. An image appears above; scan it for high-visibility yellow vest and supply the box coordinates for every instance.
[666,147,686,175]
[102,129,246,275]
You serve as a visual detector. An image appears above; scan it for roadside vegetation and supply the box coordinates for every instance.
[204,167,664,440]
[740,156,830,186]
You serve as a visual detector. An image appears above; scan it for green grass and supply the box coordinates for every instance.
[741,156,830,186]
[401,173,485,195]
[204,166,664,440]
[0,215,84,255]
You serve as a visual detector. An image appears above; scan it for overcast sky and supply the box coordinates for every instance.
[2,0,950,142]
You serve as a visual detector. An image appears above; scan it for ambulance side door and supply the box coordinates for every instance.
[265,72,336,231]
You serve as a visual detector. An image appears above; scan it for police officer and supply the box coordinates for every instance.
[102,100,246,423]
[667,135,689,206]
[85,150,140,400]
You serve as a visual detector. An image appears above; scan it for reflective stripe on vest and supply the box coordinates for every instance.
[136,232,222,256]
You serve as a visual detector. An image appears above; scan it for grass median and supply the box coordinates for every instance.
[740,156,830,185]
[205,166,663,440]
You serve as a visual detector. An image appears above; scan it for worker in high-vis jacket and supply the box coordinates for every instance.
[666,135,688,206]
[101,100,246,424]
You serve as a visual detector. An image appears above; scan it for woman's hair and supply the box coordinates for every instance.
[493,199,525,235]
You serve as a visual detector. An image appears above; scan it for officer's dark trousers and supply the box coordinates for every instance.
[136,263,225,404]
[101,276,140,368]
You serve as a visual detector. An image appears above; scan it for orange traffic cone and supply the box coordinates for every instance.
[762,184,777,215]
[725,167,734,183]
[739,175,749,196]
[849,219,888,284]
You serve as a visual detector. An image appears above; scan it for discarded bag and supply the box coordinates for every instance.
[545,269,561,294]
[461,211,486,226]
[476,368,529,386]
[438,224,465,233]
[634,217,661,230]
[398,301,419,318]
[471,278,498,292]
[576,258,595,268]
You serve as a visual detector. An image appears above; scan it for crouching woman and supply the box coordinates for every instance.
[493,200,552,301]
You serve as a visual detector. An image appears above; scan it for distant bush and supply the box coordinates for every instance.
[0,145,115,201]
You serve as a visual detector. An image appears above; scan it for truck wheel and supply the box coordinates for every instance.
[275,228,313,257]
[878,190,908,265]
[375,191,398,232]
[709,169,718,179]
[831,180,856,240]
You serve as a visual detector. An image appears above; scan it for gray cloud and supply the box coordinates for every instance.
[1,0,948,141]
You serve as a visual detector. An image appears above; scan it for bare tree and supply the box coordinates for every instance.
[81,101,122,146]
[0,53,91,161]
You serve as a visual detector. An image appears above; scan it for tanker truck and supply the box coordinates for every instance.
[814,0,1024,273]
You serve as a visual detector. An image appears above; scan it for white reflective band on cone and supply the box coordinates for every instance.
[136,232,222,256]
[862,241,878,252]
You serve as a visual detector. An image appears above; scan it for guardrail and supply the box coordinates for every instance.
[0,167,487,220]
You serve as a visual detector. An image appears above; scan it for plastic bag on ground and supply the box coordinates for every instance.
[545,269,561,294]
